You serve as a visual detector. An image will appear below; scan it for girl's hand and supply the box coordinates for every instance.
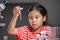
[13,6,23,17]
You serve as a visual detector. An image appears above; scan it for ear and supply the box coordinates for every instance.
[43,16,46,22]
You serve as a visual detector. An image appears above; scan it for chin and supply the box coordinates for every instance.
[32,26,39,30]
[32,26,41,30]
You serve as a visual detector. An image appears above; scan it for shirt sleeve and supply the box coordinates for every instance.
[15,27,24,40]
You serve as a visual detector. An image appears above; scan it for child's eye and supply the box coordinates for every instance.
[29,17,32,19]
[35,17,38,19]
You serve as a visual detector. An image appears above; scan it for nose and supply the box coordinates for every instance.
[32,18,36,23]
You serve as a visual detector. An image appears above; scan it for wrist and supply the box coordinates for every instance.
[13,15,19,19]
[13,15,19,17]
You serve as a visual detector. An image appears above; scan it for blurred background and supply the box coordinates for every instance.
[0,0,60,40]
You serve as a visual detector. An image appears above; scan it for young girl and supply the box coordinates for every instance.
[7,3,55,40]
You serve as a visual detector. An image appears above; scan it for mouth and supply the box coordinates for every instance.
[32,24,37,26]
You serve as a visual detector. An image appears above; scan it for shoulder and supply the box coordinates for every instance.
[15,25,29,35]
[43,25,55,37]
[42,25,52,34]
[15,25,30,32]
[16,25,29,30]
[43,25,52,30]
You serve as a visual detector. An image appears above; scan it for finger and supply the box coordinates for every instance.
[15,6,23,11]
[20,7,23,10]
[13,7,20,14]
[15,6,23,14]
[13,8,19,14]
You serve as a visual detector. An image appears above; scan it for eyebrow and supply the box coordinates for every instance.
[28,15,40,18]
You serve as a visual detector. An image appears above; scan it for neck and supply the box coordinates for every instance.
[31,26,42,33]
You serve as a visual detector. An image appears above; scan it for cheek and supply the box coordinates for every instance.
[29,19,32,24]
[37,18,44,25]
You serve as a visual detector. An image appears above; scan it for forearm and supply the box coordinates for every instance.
[7,16,18,34]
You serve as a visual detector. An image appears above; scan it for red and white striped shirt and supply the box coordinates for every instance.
[16,25,54,40]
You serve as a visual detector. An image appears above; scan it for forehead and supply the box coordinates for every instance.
[28,9,42,17]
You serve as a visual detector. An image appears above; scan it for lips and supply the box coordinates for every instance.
[32,24,37,26]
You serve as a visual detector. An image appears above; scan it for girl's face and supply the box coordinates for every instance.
[28,9,46,30]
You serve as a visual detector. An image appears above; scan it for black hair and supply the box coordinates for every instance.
[28,3,48,26]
